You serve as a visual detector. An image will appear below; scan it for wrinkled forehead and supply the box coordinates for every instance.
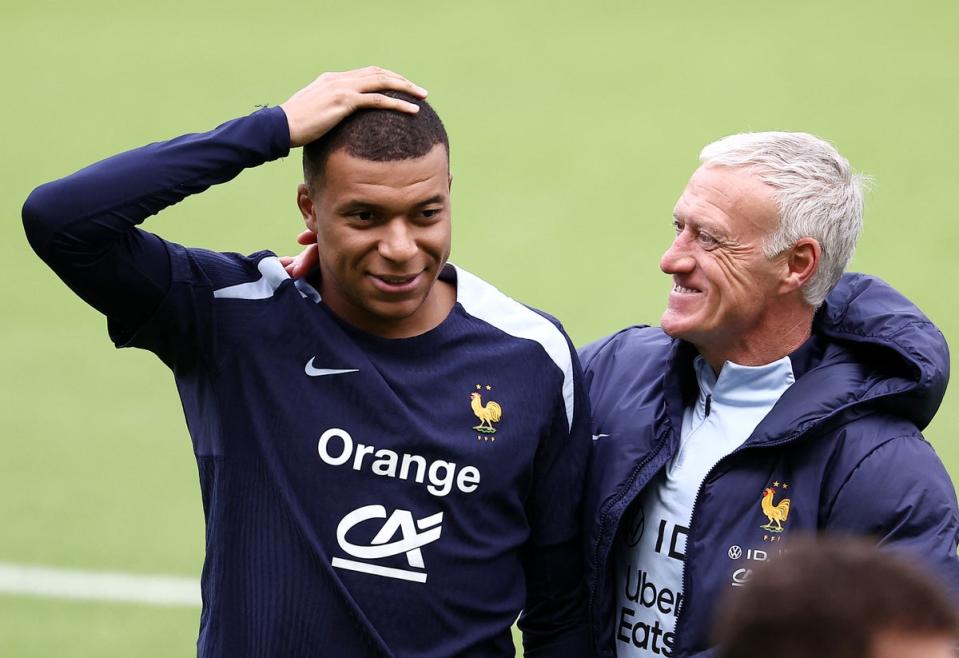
[675,165,779,234]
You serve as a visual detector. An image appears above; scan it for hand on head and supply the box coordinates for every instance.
[279,66,429,278]
[280,67,428,148]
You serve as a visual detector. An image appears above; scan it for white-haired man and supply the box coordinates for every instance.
[579,133,959,658]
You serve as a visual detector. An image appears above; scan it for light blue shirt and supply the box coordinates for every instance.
[614,355,796,657]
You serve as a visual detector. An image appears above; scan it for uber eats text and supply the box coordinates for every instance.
[318,428,481,497]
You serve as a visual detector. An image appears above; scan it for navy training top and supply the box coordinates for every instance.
[23,107,592,658]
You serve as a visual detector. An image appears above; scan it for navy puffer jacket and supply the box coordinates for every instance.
[579,273,958,658]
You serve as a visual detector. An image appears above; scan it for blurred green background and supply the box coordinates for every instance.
[2,1,958,655]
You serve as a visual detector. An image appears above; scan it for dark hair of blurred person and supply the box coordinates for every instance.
[714,538,958,658]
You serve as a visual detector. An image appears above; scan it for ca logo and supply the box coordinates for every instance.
[331,505,444,583]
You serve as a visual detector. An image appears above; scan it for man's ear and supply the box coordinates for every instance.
[296,183,318,233]
[780,237,821,295]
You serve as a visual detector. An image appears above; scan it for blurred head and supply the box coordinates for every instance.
[715,538,958,658]
[660,132,866,368]
[296,92,454,338]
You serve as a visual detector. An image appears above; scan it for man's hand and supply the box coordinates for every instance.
[280,67,428,147]
[279,229,320,278]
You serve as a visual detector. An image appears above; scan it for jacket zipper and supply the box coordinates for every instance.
[671,394,712,645]
[673,425,816,654]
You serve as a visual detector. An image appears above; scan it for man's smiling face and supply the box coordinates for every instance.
[659,164,787,365]
[298,144,452,338]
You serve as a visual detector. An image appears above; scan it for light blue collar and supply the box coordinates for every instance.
[694,355,796,410]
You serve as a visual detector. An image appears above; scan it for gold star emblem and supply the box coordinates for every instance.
[773,481,780,487]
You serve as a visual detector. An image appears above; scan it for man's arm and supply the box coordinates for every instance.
[22,67,426,349]
[22,108,291,337]
[520,539,592,656]
[519,340,594,657]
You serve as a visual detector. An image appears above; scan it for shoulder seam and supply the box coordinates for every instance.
[454,265,576,430]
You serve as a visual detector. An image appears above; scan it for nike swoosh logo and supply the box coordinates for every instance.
[592,433,610,441]
[305,358,359,377]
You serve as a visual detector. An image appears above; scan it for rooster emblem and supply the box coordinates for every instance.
[470,391,503,434]
[760,487,791,533]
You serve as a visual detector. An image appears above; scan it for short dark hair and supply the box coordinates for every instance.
[714,538,958,658]
[302,91,449,191]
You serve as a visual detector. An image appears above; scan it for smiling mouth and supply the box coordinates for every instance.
[672,283,702,294]
[369,272,424,293]
[375,274,417,284]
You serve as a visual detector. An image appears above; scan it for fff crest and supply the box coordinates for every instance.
[470,384,502,442]
[760,481,791,540]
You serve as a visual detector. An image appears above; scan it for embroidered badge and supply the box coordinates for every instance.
[760,483,791,535]
[471,385,502,442]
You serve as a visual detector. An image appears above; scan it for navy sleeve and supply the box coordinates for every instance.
[519,342,594,656]
[22,107,291,365]
[825,433,959,599]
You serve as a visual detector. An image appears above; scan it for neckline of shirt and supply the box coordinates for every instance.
[303,263,462,347]
[694,354,796,409]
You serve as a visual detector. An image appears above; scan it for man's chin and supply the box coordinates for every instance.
[660,310,690,340]
[367,300,423,323]
[661,316,712,350]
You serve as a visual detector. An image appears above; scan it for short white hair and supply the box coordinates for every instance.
[699,132,868,307]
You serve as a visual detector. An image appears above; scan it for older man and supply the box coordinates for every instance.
[579,133,959,658]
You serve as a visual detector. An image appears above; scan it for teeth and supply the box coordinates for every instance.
[380,275,412,284]
[673,284,698,294]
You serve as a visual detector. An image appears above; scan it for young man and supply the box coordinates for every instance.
[23,68,591,657]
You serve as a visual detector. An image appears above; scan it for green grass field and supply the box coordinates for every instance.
[3,1,958,655]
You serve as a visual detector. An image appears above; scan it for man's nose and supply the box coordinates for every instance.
[378,219,418,262]
[660,235,694,274]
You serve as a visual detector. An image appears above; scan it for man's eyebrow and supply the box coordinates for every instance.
[672,211,726,235]
[335,199,382,212]
[414,194,447,207]
[334,194,448,214]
